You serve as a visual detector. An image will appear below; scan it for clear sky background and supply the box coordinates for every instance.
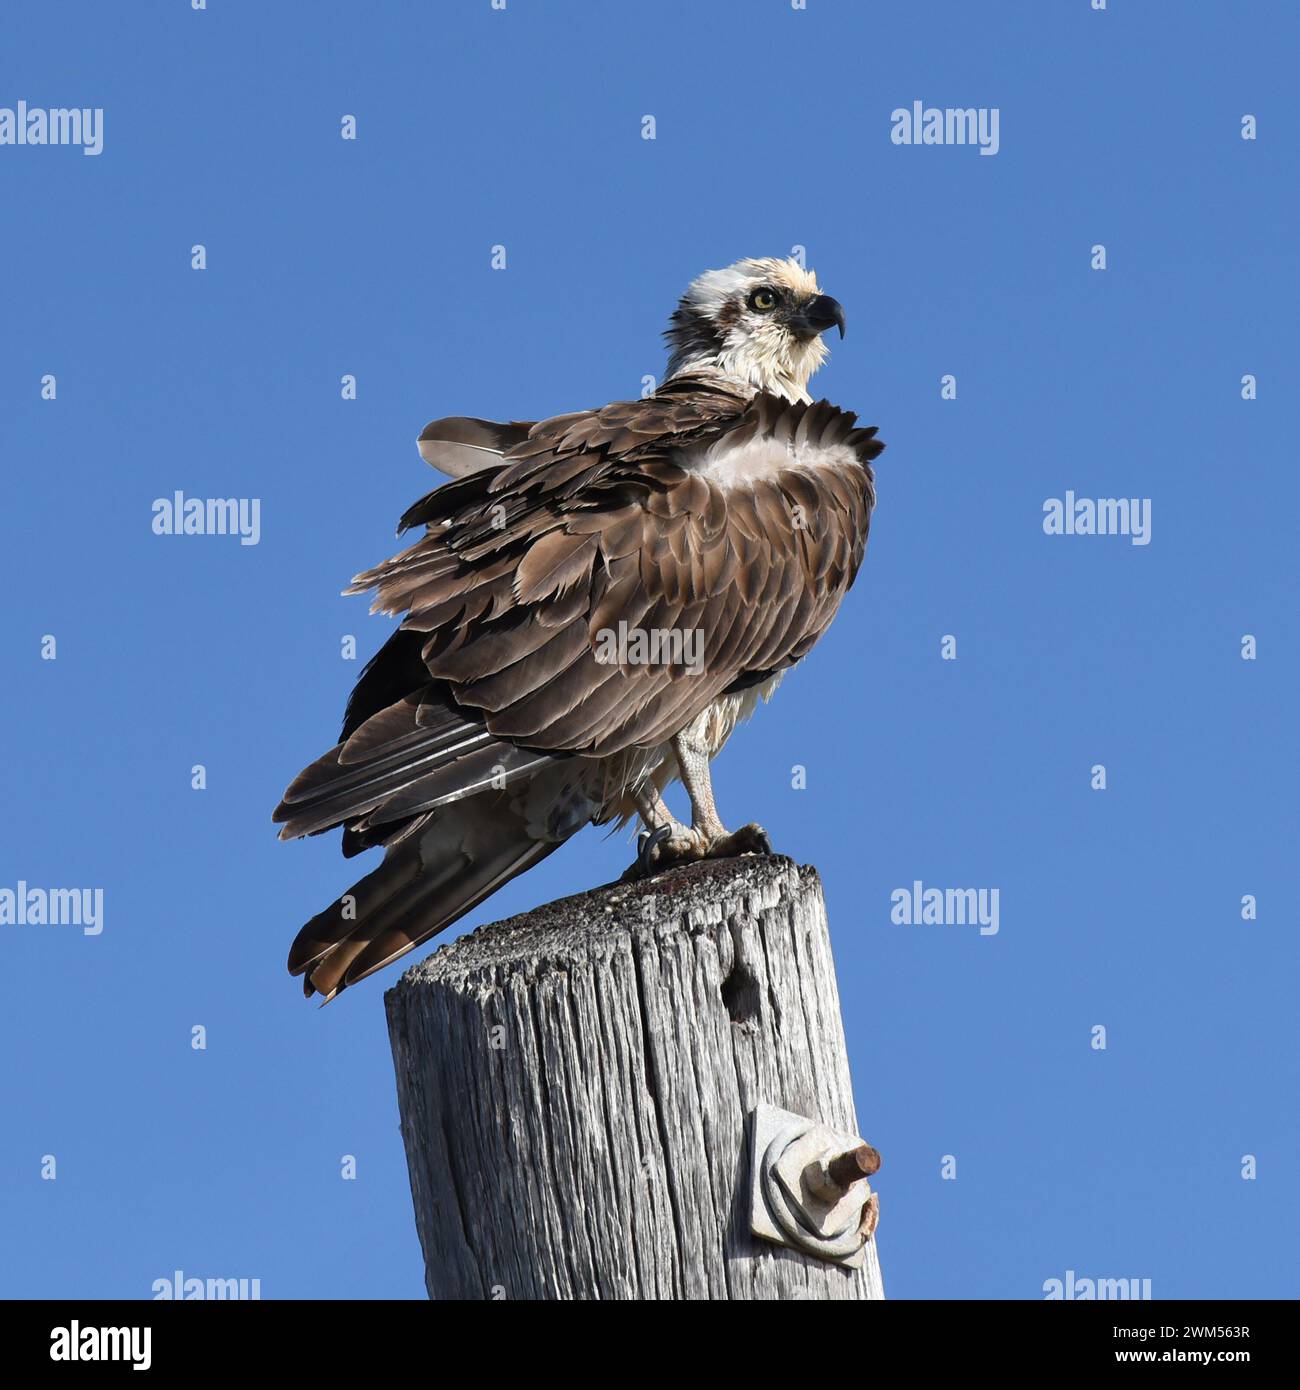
[1,0,1296,1300]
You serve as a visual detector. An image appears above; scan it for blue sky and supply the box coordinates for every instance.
[1,0,1296,1299]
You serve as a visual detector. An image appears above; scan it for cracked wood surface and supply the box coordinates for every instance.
[384,853,884,1300]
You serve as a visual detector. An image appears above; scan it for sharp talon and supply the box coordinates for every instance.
[702,823,773,859]
[637,823,672,876]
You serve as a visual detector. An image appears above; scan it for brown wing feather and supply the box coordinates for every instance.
[343,378,882,759]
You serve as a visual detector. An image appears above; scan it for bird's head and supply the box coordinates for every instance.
[663,257,845,402]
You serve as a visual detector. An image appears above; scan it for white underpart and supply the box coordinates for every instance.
[683,673,785,756]
[580,671,787,829]
[684,433,860,491]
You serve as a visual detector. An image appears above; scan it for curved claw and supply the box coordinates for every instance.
[748,824,773,855]
[637,823,672,876]
[704,822,774,860]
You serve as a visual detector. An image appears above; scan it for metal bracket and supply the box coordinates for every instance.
[749,1103,881,1269]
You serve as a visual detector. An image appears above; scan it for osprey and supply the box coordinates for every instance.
[274,257,884,1001]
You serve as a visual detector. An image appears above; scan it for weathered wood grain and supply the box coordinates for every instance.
[384,854,883,1300]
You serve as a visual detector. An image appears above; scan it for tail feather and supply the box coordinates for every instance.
[286,845,424,978]
[287,796,565,1002]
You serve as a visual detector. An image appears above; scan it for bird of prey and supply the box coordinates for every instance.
[274,257,884,1001]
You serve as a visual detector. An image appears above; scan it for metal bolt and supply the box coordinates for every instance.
[826,1142,881,1192]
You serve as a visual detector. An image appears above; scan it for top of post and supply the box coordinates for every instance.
[385,853,822,996]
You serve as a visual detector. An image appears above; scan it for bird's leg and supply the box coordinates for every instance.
[622,781,707,879]
[672,733,773,860]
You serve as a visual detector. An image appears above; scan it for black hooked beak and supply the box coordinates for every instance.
[788,293,846,340]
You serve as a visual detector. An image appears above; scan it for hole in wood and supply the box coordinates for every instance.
[720,960,761,1027]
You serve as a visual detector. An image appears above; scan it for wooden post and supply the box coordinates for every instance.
[384,854,884,1300]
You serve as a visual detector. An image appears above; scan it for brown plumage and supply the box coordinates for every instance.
[274,257,885,1001]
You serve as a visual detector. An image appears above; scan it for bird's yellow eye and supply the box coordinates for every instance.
[748,287,778,313]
